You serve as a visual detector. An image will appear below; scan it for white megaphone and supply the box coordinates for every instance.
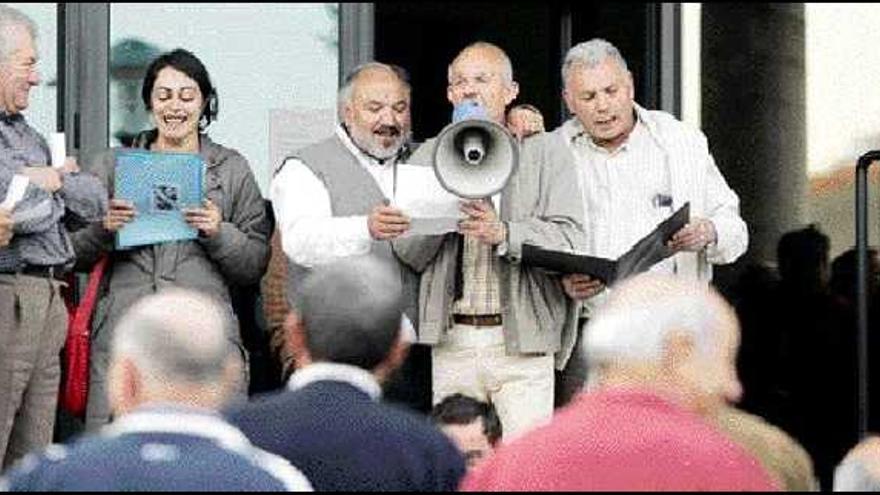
[432,100,518,199]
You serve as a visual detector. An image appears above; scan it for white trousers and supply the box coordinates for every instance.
[432,323,554,441]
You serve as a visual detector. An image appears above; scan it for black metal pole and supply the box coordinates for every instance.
[856,150,880,438]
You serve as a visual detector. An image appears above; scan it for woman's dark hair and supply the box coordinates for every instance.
[141,48,218,130]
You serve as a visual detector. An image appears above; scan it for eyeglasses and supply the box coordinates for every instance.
[449,72,499,89]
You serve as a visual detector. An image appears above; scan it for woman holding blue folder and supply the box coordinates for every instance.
[71,48,271,430]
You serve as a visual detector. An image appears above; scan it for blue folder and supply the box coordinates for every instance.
[114,149,205,249]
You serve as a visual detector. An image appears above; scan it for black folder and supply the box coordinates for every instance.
[521,202,691,284]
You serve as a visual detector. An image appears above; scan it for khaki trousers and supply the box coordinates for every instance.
[0,274,68,469]
[432,323,554,441]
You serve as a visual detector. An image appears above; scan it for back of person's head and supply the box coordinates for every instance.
[110,289,239,413]
[584,273,742,411]
[831,246,880,302]
[293,256,403,371]
[834,436,880,491]
[432,393,502,445]
[777,224,830,289]
[0,5,36,63]
[431,394,502,468]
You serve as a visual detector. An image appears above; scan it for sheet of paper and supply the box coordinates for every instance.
[0,175,29,210]
[393,163,462,236]
[50,132,66,169]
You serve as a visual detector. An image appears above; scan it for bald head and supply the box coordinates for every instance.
[835,437,880,491]
[584,273,742,411]
[294,256,404,371]
[111,289,237,394]
[447,42,519,123]
[448,42,513,84]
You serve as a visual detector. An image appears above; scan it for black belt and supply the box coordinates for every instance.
[18,265,66,281]
[453,314,502,327]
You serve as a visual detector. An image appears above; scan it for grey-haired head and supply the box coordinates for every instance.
[561,38,629,84]
[294,256,404,371]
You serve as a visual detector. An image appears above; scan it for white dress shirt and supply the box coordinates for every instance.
[270,126,415,341]
[569,117,676,276]
[271,125,399,268]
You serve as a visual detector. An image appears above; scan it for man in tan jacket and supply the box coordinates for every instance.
[394,42,585,439]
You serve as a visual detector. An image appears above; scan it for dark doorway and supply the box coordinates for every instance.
[374,3,658,141]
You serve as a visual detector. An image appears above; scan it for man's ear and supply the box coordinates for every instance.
[661,331,696,378]
[626,70,635,100]
[373,333,410,384]
[505,80,520,107]
[108,356,142,418]
[285,311,312,370]
[562,88,575,115]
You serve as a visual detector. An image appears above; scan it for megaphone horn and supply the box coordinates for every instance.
[432,102,519,199]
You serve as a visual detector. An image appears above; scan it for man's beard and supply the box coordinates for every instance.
[350,125,411,160]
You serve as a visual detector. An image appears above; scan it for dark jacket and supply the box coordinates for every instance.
[227,380,466,491]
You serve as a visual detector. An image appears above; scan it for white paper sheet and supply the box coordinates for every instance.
[0,175,29,210]
[393,164,462,236]
[50,132,66,169]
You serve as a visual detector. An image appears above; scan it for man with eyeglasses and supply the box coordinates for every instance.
[393,41,585,440]
[0,5,106,469]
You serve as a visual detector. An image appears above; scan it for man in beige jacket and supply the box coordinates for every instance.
[394,41,585,439]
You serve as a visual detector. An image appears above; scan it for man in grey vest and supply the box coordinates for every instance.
[270,62,428,411]
[393,42,585,439]
[0,5,107,469]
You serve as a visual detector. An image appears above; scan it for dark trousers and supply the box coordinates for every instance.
[383,343,432,414]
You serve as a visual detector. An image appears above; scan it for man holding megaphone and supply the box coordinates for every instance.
[393,42,585,440]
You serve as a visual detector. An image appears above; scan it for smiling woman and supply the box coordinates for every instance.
[70,48,273,431]
[109,3,339,195]
[141,50,215,153]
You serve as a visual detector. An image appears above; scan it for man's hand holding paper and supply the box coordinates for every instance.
[392,164,462,236]
[368,203,410,241]
[18,166,62,193]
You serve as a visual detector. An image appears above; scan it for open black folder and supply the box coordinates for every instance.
[521,202,691,284]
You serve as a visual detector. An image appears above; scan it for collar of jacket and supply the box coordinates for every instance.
[101,405,252,449]
[0,110,24,124]
[562,103,669,155]
[287,362,382,401]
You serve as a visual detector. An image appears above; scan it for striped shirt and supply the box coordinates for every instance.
[0,111,107,271]
[563,115,676,314]
[452,234,502,316]
[564,115,677,276]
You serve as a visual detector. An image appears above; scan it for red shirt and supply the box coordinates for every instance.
[461,388,778,491]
